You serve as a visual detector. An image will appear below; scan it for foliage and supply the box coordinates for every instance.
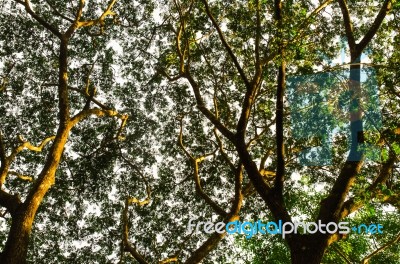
[0,0,399,263]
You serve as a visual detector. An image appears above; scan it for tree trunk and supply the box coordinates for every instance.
[0,210,31,264]
[289,235,328,264]
[0,126,70,263]
[348,57,363,161]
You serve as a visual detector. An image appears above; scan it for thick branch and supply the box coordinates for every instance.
[185,73,236,142]
[184,170,243,264]
[173,0,187,74]
[255,0,261,69]
[235,140,292,225]
[316,0,393,221]
[71,108,128,139]
[14,0,62,38]
[183,231,225,264]
[0,190,21,217]
[357,0,392,55]
[76,0,117,29]
[338,0,356,54]
[235,67,263,141]
[339,153,396,220]
[0,132,6,167]
[275,63,285,192]
[339,0,392,60]
[122,198,150,264]
[318,160,363,223]
[58,39,71,123]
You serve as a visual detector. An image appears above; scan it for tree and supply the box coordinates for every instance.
[0,0,399,263]
[121,0,398,263]
[0,0,126,262]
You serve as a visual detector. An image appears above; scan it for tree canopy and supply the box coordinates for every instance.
[0,0,399,263]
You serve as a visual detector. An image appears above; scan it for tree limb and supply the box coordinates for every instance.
[357,0,393,55]
[14,0,62,38]
[76,0,118,29]
[184,166,243,264]
[0,189,21,217]
[8,171,33,182]
[339,0,393,60]
[0,132,6,172]
[201,0,251,89]
[121,198,150,264]
[68,85,111,111]
[338,0,356,55]
[184,73,236,142]
[17,135,56,152]
[178,117,227,217]
[44,0,74,23]
[70,108,128,140]
[360,232,400,264]
[339,153,396,220]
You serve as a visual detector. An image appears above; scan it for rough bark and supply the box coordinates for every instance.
[289,235,328,264]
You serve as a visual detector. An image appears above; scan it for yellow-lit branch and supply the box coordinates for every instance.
[8,171,33,182]
[76,0,117,29]
[178,117,227,217]
[71,108,128,140]
[0,135,55,187]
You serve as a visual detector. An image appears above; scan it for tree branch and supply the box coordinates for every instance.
[201,0,251,89]
[68,85,111,111]
[339,0,393,60]
[119,152,151,207]
[213,129,235,172]
[357,0,393,54]
[71,108,128,140]
[0,132,6,172]
[76,0,118,29]
[45,0,74,23]
[0,135,55,187]
[254,0,261,69]
[360,232,400,264]
[14,0,62,38]
[338,0,356,55]
[339,153,396,220]
[318,159,363,223]
[0,189,21,217]
[183,173,243,264]
[17,135,56,152]
[178,118,227,217]
[121,198,150,264]
[8,171,34,182]
[184,73,236,142]
[274,56,286,192]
